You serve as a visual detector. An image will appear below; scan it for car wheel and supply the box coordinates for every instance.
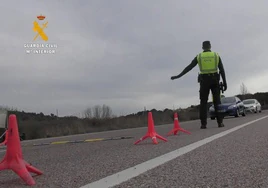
[255,107,257,113]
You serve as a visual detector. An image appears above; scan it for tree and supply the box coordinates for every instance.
[93,105,102,119]
[240,83,250,100]
[240,82,248,95]
[83,104,113,119]
[101,104,112,119]
[84,107,92,118]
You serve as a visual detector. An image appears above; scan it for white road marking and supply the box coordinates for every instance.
[80,115,268,188]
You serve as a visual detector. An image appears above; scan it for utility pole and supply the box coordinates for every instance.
[144,106,146,126]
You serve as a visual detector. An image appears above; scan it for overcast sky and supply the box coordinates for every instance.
[1,0,268,117]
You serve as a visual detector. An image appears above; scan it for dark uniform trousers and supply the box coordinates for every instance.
[199,73,223,125]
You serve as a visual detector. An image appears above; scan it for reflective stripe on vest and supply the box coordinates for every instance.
[197,52,219,74]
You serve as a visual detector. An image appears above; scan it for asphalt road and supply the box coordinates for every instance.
[0,110,268,188]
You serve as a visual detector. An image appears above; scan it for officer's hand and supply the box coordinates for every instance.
[171,76,178,80]
[171,76,176,80]
[223,83,227,91]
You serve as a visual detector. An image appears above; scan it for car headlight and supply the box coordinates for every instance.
[228,105,236,109]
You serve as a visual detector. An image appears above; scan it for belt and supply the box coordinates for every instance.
[200,73,218,76]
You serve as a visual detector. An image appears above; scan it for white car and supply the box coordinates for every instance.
[242,99,262,113]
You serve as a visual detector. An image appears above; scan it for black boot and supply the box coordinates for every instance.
[200,120,207,129]
[200,124,207,129]
[218,122,224,127]
[217,116,224,128]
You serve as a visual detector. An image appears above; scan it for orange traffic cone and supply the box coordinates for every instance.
[134,112,167,145]
[167,112,191,136]
[0,129,8,146]
[0,114,43,186]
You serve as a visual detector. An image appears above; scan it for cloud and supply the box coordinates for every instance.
[1,0,268,116]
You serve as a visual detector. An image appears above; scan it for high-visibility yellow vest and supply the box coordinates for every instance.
[197,51,219,74]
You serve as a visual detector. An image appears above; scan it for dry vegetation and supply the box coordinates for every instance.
[1,90,268,141]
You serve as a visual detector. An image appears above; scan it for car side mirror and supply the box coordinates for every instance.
[236,101,240,104]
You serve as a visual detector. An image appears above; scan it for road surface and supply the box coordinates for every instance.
[0,111,268,188]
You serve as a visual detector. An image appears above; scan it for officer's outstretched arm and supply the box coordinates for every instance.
[171,57,198,80]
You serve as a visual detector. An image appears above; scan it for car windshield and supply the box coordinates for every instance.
[221,97,236,104]
[243,99,255,104]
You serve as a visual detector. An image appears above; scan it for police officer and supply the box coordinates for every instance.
[171,41,227,129]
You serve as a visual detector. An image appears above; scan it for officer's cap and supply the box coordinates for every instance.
[202,41,211,48]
